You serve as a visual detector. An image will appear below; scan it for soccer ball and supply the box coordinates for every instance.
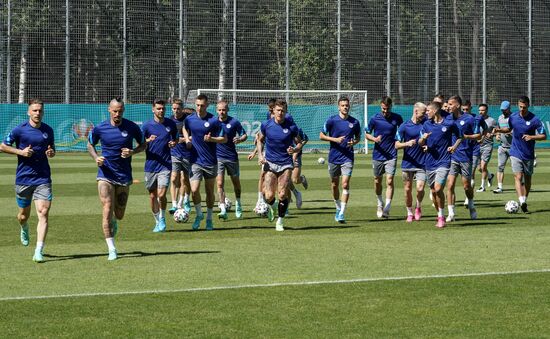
[317,157,326,165]
[219,197,232,211]
[505,200,519,214]
[255,201,268,217]
[173,208,189,223]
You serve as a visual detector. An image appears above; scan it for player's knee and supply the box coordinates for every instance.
[114,209,125,220]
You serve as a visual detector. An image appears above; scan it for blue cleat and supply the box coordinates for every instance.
[235,202,243,219]
[334,208,341,222]
[20,225,30,247]
[192,214,204,230]
[218,211,228,221]
[155,217,166,232]
[183,200,192,213]
[336,212,346,224]
[107,249,118,261]
[168,206,177,215]
[32,249,44,263]
[206,219,214,231]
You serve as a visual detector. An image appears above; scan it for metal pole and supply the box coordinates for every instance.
[232,0,237,104]
[179,0,183,99]
[482,0,486,103]
[528,0,532,100]
[285,0,290,99]
[386,0,391,96]
[435,0,439,95]
[7,0,11,103]
[123,0,128,103]
[336,0,341,91]
[65,0,70,103]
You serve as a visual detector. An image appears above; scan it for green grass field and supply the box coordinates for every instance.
[1,150,550,338]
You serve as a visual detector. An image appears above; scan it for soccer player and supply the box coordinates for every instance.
[257,99,303,231]
[182,94,227,230]
[365,96,403,218]
[476,103,497,192]
[319,96,361,223]
[169,100,193,214]
[395,102,427,222]
[492,96,547,213]
[289,128,309,209]
[418,101,462,228]
[141,99,178,232]
[445,95,481,222]
[216,99,247,220]
[87,97,145,260]
[0,99,55,262]
[492,100,513,194]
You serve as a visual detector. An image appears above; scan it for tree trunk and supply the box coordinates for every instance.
[18,34,28,104]
[470,20,480,104]
[453,0,462,97]
[218,0,230,97]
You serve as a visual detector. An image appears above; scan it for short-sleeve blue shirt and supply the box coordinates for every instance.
[170,114,192,159]
[260,118,299,166]
[446,113,478,162]
[322,114,361,164]
[396,119,425,169]
[88,118,144,185]
[216,116,246,161]
[366,112,403,161]
[184,112,223,167]
[3,122,55,185]
[421,118,462,171]
[142,118,178,173]
[509,112,546,160]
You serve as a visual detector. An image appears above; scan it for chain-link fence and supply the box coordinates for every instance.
[1,0,549,105]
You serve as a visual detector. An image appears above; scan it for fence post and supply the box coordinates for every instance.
[386,0,391,97]
[232,0,237,103]
[285,0,290,100]
[6,0,11,103]
[65,0,70,103]
[336,0,341,91]
[123,0,127,103]
[179,0,183,99]
[435,0,439,95]
[528,0,532,101]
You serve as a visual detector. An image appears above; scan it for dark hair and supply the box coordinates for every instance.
[463,99,472,107]
[448,95,462,106]
[428,101,442,111]
[182,107,194,114]
[172,98,183,106]
[153,98,166,106]
[28,98,43,106]
[338,96,350,104]
[381,96,393,106]
[273,99,288,112]
[196,94,209,102]
[433,93,445,101]
[518,96,530,106]
[109,96,124,106]
[478,103,488,110]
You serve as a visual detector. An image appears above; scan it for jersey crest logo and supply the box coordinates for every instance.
[165,127,171,132]
[348,123,354,129]
[42,132,48,139]
[121,131,128,137]
[442,127,447,132]
[283,128,289,134]
[226,124,232,129]
[392,120,397,125]
[526,121,531,126]
[460,120,465,126]
[204,122,210,128]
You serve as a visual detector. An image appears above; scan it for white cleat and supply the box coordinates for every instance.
[376,206,384,218]
[446,214,455,222]
[275,219,284,231]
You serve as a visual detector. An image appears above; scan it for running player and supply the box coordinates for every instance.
[289,128,309,209]
[87,97,145,260]
[365,96,403,218]
[476,103,497,192]
[492,100,513,193]
[0,99,55,262]
[319,96,361,223]
[169,100,193,214]
[395,102,427,222]
[216,99,247,220]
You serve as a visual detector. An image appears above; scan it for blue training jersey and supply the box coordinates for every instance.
[366,112,404,161]
[396,119,425,169]
[421,118,462,171]
[184,112,223,167]
[469,113,486,157]
[217,116,246,161]
[509,112,546,160]
[446,113,478,163]
[142,118,178,173]
[260,118,299,166]
[322,114,361,164]
[88,118,144,185]
[3,121,55,186]
[170,114,192,159]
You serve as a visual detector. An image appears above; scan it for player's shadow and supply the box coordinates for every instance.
[284,225,360,231]
[43,250,219,262]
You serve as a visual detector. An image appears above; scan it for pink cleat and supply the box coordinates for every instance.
[436,216,446,228]
[414,207,422,221]
[406,215,414,223]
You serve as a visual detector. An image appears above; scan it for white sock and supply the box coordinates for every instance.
[448,205,455,215]
[153,212,160,223]
[480,180,485,189]
[106,237,116,251]
[277,217,284,223]
[340,202,347,214]
[207,208,213,220]
[159,209,165,219]
[236,198,241,205]
[376,195,384,207]
[498,182,503,189]
[384,199,392,211]
[220,202,227,213]
[258,191,263,200]
[334,199,341,210]
[464,197,469,205]
[406,207,413,216]
[36,241,44,252]
[172,200,177,208]
[438,208,444,217]
[195,203,203,216]
[416,200,421,208]
[470,179,475,187]
[519,196,527,204]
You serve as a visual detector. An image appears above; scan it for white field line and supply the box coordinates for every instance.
[2,268,550,302]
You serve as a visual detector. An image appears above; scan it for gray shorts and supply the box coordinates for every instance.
[15,183,53,208]
[497,146,510,173]
[372,158,397,177]
[171,156,191,174]
[472,155,480,170]
[191,163,218,181]
[328,162,353,178]
[262,160,293,174]
[144,170,171,191]
[479,145,493,163]
[402,168,427,182]
[218,159,240,177]
[293,153,303,168]
[449,160,472,179]
[511,156,534,176]
[427,167,450,188]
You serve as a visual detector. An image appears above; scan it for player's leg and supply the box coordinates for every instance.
[275,168,292,231]
[290,165,302,209]
[169,170,181,214]
[372,160,385,218]
[329,163,342,221]
[154,171,170,231]
[461,162,476,219]
[145,172,161,231]
[415,173,426,221]
[30,184,53,262]
[432,168,448,228]
[446,162,459,221]
[292,154,308,189]
[510,156,529,213]
[98,181,118,260]
[204,175,217,230]
[15,185,33,247]
[263,169,278,223]
[216,161,228,220]
[181,165,192,212]
[403,171,414,222]
[229,174,243,218]
[494,147,508,193]
[382,159,397,217]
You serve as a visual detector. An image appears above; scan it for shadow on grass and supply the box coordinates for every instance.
[43,250,219,262]
[284,225,360,231]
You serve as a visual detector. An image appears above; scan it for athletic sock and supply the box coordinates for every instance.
[106,237,116,251]
[340,202,347,214]
[416,200,421,208]
[519,196,527,204]
[172,200,177,208]
[334,199,341,210]
[220,202,227,214]
[194,203,203,217]
[406,207,413,216]
[498,182,503,189]
[448,205,455,215]
[278,199,289,218]
[153,212,160,223]
[159,209,165,219]
[206,208,213,221]
[437,208,444,218]
[468,199,475,209]
[376,195,384,207]
[36,241,44,252]
[384,199,392,211]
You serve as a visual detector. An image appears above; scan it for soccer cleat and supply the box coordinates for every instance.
[300,175,309,190]
[436,216,446,228]
[157,217,166,232]
[376,206,384,218]
[463,199,469,208]
[382,208,390,219]
[488,173,495,187]
[275,219,284,231]
[267,205,275,222]
[169,206,177,215]
[334,208,341,222]
[406,215,414,223]
[492,187,503,194]
[414,207,422,221]
[336,212,346,224]
[446,214,455,222]
[111,220,118,237]
[192,214,204,230]
[218,211,228,221]
[520,202,529,214]
[476,187,485,193]
[235,203,243,219]
[295,190,303,209]
[32,249,45,263]
[469,207,477,220]
[20,226,30,247]
[107,249,118,261]
[183,200,192,213]
[205,219,214,231]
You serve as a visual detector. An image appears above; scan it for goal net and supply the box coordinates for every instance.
[185,89,368,153]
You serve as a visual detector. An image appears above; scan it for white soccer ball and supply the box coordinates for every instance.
[505,200,519,214]
[219,197,232,211]
[317,157,326,165]
[255,201,268,217]
[173,208,189,223]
